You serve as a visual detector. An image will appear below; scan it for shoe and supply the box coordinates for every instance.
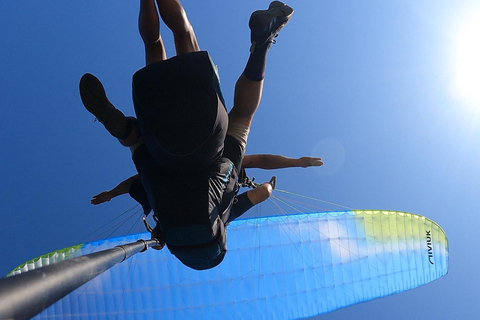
[79,73,127,138]
[249,1,294,51]
[269,176,276,190]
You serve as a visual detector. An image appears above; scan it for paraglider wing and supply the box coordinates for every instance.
[10,210,449,319]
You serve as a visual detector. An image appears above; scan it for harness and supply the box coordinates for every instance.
[238,168,260,189]
[142,158,238,270]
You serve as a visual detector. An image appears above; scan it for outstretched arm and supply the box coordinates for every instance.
[91,174,140,205]
[242,154,323,170]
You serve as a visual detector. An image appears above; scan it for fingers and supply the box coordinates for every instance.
[90,192,111,205]
[300,156,323,167]
[91,197,105,205]
[311,157,323,166]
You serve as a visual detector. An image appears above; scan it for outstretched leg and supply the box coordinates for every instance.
[79,74,141,147]
[139,0,167,65]
[228,2,293,135]
[139,0,199,63]
[156,0,200,55]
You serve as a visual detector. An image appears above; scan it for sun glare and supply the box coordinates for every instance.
[452,6,480,110]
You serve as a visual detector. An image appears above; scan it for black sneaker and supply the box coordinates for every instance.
[249,1,294,51]
[79,73,127,138]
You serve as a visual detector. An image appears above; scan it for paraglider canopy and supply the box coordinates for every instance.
[6,210,448,320]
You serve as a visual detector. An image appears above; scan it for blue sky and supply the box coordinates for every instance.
[1,0,479,319]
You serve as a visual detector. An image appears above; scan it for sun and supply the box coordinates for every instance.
[452,6,480,110]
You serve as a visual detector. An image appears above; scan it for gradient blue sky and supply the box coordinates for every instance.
[1,1,479,319]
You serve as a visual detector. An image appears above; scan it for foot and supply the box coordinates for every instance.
[79,73,128,138]
[269,176,276,190]
[249,1,294,51]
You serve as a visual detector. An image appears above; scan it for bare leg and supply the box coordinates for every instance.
[139,0,167,65]
[155,0,200,55]
[246,182,273,205]
[228,1,293,130]
[229,75,264,127]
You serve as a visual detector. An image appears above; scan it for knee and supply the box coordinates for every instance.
[257,183,273,203]
[262,183,273,199]
[248,183,273,205]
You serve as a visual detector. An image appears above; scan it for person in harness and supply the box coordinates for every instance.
[80,0,295,270]
[90,154,323,259]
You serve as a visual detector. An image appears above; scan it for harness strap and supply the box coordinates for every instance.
[143,216,154,233]
[239,168,258,189]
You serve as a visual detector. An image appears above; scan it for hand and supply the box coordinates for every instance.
[91,191,112,205]
[299,157,323,168]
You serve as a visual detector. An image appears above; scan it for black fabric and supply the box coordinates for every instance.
[133,144,212,244]
[238,167,248,186]
[129,178,151,215]
[116,116,136,140]
[132,51,228,167]
[208,134,246,226]
[133,143,228,270]
[132,137,251,270]
[243,44,268,81]
[128,51,252,270]
[166,218,227,270]
[208,158,237,224]
[222,134,245,175]
[224,191,254,225]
